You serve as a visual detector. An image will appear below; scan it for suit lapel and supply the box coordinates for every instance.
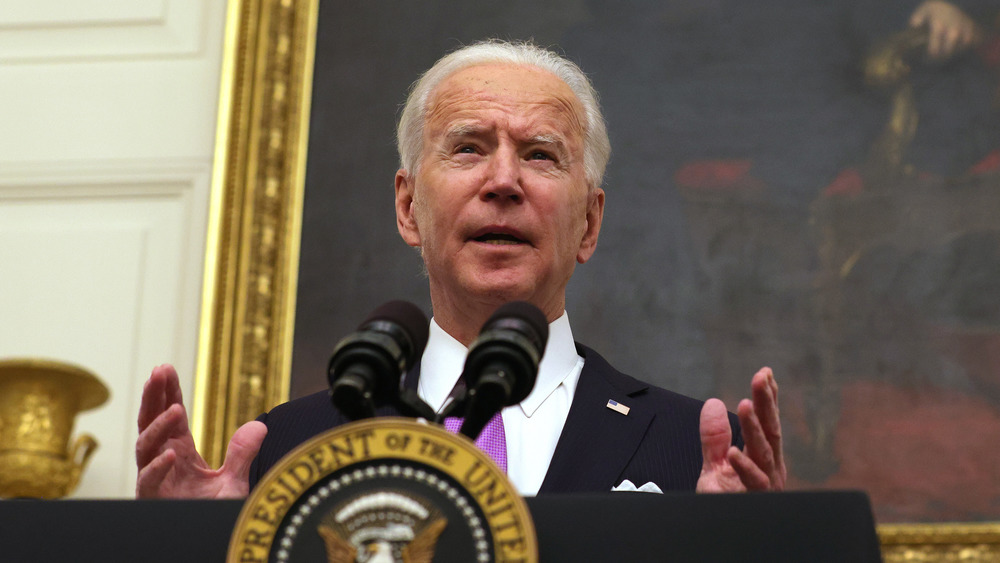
[538,345,654,493]
[403,362,421,390]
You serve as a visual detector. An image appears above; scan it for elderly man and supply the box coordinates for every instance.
[136,40,785,499]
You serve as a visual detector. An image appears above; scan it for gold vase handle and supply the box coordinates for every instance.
[66,434,99,491]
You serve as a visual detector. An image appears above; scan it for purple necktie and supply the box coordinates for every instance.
[444,412,507,473]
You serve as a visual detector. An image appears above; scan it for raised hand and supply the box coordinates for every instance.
[135,364,267,498]
[696,367,786,492]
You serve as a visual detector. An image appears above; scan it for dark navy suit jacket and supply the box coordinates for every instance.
[248,344,743,492]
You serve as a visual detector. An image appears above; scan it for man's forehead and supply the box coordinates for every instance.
[424,63,586,135]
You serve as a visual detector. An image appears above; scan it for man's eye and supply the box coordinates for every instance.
[456,145,477,154]
[528,151,553,161]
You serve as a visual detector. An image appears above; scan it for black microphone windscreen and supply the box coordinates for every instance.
[361,300,430,363]
[481,301,549,353]
[456,301,548,438]
[328,300,429,420]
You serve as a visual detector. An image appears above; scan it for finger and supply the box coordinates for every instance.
[751,369,782,451]
[137,364,181,431]
[138,367,166,432]
[699,398,733,469]
[726,447,771,491]
[136,448,177,498]
[960,26,974,48]
[221,421,268,487]
[929,24,944,58]
[942,26,960,56]
[946,21,975,52]
[751,368,785,479]
[909,5,927,28]
[737,398,776,481]
[135,403,188,468]
[162,364,184,406]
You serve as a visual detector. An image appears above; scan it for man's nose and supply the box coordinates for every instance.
[480,148,524,202]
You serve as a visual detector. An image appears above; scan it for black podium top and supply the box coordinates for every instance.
[0,491,880,562]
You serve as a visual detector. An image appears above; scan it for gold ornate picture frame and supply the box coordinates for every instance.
[195,1,1000,559]
[192,0,316,467]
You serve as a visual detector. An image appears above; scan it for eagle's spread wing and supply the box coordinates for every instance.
[318,524,357,563]
[402,518,448,563]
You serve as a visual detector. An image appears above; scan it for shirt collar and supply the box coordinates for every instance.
[417,319,468,413]
[417,312,581,416]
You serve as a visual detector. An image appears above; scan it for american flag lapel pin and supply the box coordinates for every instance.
[606,399,630,416]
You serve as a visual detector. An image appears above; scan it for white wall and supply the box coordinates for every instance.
[0,0,227,498]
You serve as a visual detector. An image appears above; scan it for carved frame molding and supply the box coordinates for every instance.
[192,0,317,467]
[195,1,1000,559]
[880,523,1000,562]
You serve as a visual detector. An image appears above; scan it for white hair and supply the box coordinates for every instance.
[396,39,611,189]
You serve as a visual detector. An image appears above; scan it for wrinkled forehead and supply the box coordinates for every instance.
[423,63,587,140]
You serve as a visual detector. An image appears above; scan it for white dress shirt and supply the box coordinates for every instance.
[416,313,584,496]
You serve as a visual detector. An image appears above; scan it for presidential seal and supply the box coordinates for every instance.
[227,418,537,563]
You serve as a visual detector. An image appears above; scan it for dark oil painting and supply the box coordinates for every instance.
[291,1,1000,523]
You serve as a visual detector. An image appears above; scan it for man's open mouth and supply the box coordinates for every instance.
[472,232,527,245]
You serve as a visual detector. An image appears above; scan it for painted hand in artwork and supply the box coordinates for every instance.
[910,1,981,59]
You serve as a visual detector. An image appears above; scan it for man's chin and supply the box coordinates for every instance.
[462,276,537,306]
[430,262,553,308]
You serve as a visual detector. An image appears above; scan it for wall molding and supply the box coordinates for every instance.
[0,0,205,63]
[0,158,212,193]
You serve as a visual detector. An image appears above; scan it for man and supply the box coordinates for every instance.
[136,40,785,499]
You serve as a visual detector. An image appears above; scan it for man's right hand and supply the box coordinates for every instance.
[135,364,267,498]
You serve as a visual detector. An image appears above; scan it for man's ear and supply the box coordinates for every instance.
[395,169,421,247]
[577,187,605,264]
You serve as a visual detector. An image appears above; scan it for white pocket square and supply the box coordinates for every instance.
[611,479,663,494]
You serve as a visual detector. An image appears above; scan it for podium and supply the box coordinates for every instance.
[0,491,880,562]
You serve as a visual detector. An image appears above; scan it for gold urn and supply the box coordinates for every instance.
[0,358,109,498]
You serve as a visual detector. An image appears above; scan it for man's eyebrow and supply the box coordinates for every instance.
[442,125,567,150]
[527,133,564,147]
[443,123,485,138]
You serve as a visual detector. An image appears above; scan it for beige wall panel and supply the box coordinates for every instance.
[0,0,226,497]
[0,60,220,162]
[0,2,225,163]
[0,167,209,497]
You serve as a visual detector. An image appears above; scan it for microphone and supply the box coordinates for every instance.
[328,300,429,420]
[457,301,548,440]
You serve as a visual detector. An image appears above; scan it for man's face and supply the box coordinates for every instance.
[395,63,604,321]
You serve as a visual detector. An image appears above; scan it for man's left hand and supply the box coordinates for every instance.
[696,367,786,492]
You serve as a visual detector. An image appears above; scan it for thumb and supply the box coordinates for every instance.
[221,420,267,480]
[700,398,732,468]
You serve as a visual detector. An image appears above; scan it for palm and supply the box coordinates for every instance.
[697,455,746,493]
[153,416,242,498]
[135,365,265,499]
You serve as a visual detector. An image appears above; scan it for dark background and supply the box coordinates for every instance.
[291,0,1000,522]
